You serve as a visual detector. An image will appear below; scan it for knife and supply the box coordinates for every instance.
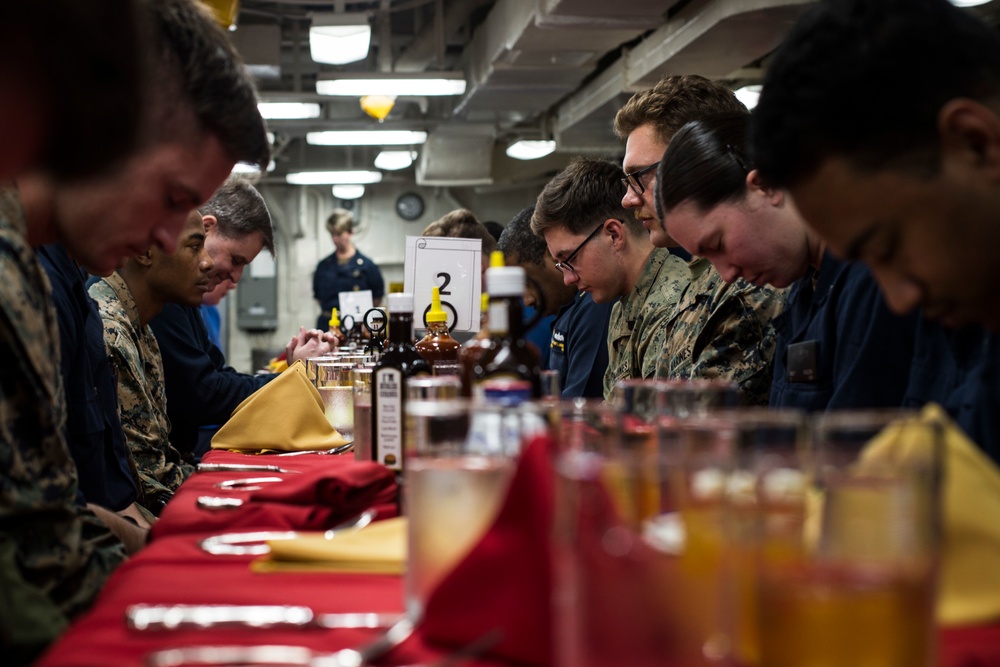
[143,615,415,667]
[127,604,399,632]
[196,463,298,474]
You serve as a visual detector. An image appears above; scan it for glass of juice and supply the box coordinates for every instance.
[553,398,686,667]
[403,399,515,620]
[663,408,806,667]
[757,409,940,667]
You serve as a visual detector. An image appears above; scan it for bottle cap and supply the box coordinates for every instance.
[486,265,525,297]
[387,292,414,312]
[489,250,505,269]
[328,307,340,328]
[426,286,447,323]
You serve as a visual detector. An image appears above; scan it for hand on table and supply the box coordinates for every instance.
[287,327,339,363]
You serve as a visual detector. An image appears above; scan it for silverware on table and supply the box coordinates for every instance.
[198,508,377,556]
[144,615,415,667]
[275,442,355,457]
[215,476,285,490]
[127,604,398,632]
[196,496,245,510]
[197,463,300,474]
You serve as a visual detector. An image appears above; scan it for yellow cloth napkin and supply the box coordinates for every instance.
[211,360,350,452]
[251,517,406,574]
[864,403,1000,625]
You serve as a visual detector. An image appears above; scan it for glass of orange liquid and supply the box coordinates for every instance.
[757,409,941,667]
[671,408,808,667]
[553,398,685,667]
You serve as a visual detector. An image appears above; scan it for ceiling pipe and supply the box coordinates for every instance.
[394,0,490,72]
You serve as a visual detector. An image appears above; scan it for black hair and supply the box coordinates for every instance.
[656,113,752,219]
[497,206,545,266]
[750,0,1000,187]
[482,220,505,243]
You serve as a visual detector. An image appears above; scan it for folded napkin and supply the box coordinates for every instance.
[252,516,406,574]
[250,461,396,508]
[151,459,398,540]
[211,360,350,452]
[421,436,555,667]
[865,403,1000,625]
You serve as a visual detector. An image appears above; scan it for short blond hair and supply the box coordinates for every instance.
[325,208,354,235]
[613,74,747,145]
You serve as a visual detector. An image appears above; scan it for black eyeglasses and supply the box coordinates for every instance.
[554,223,604,275]
[621,163,658,196]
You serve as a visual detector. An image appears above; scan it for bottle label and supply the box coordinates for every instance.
[374,367,403,470]
[489,301,509,335]
[481,378,533,406]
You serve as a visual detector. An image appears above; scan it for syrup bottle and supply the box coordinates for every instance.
[415,286,461,375]
[472,263,541,404]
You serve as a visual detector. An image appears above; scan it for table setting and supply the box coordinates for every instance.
[33,368,1000,667]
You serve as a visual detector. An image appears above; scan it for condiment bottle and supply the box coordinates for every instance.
[415,286,461,375]
[328,307,347,346]
[371,293,430,471]
[472,264,541,403]
[459,291,492,397]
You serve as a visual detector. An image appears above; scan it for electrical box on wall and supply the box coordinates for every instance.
[236,252,278,332]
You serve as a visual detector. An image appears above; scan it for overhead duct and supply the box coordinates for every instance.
[455,0,666,123]
[416,125,496,186]
[554,0,815,147]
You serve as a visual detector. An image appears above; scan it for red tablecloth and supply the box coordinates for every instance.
[152,450,398,539]
[33,450,1000,667]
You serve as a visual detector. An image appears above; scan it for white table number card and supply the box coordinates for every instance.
[403,236,482,333]
[338,289,374,321]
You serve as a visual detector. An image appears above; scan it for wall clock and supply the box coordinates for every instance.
[395,192,425,221]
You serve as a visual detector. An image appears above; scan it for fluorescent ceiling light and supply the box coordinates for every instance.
[332,184,366,200]
[374,150,416,170]
[734,85,762,110]
[286,170,383,185]
[506,140,556,160]
[949,0,991,6]
[257,102,322,119]
[231,160,276,174]
[309,14,371,65]
[306,130,427,146]
[316,72,466,97]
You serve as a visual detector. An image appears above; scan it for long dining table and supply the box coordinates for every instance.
[34,447,1000,667]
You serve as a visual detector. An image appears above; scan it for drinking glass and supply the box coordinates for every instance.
[540,369,561,398]
[304,355,336,383]
[553,398,683,667]
[315,363,354,440]
[757,409,940,667]
[352,368,372,461]
[403,399,516,619]
[673,408,807,667]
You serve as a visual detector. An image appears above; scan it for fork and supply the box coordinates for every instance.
[276,442,355,457]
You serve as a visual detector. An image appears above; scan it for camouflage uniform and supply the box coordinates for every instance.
[90,274,192,511]
[0,189,125,664]
[604,247,690,400]
[657,257,788,406]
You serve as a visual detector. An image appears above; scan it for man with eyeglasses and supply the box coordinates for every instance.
[498,206,612,398]
[614,75,788,405]
[531,157,691,401]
